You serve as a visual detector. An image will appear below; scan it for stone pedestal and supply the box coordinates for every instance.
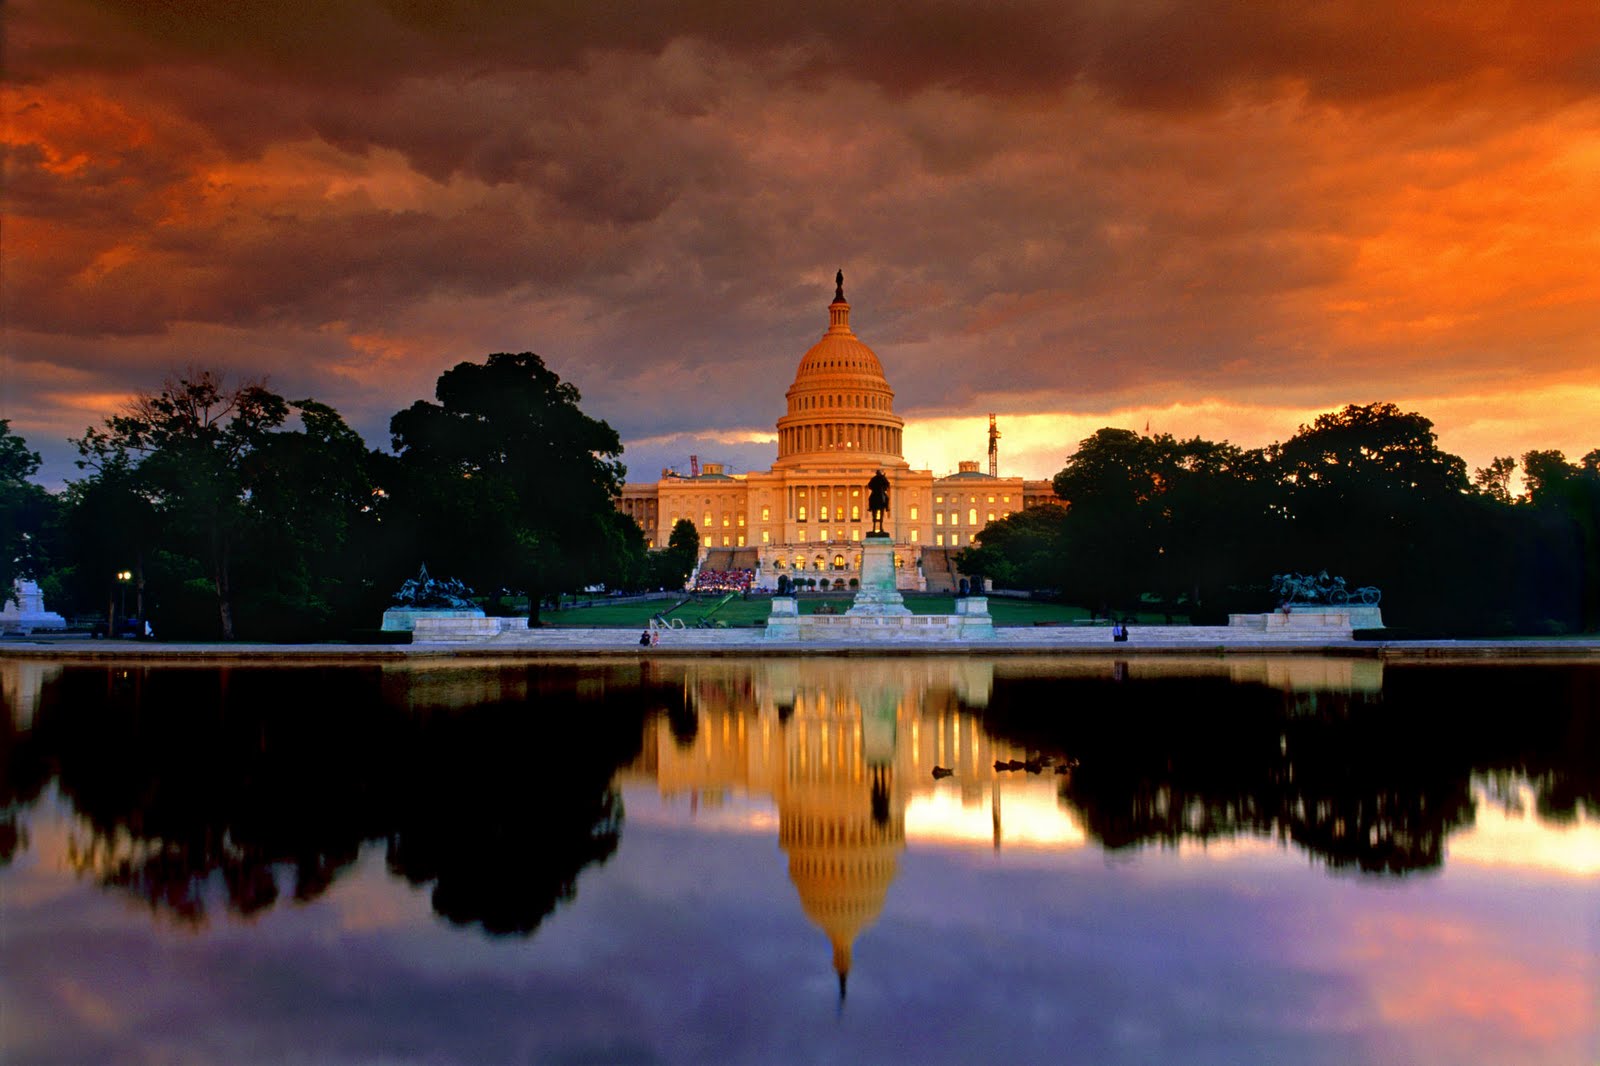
[381,607,486,632]
[765,596,800,639]
[1,580,67,634]
[847,535,910,617]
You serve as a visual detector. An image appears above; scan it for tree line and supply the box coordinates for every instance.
[2,363,1595,638]
[0,354,696,640]
[956,403,1599,634]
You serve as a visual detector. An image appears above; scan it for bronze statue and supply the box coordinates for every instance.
[835,268,845,302]
[866,469,890,534]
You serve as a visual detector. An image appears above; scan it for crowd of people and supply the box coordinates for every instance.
[692,568,755,593]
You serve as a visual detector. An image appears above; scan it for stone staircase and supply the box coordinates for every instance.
[920,548,957,593]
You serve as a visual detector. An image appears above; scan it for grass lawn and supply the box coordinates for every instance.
[540,594,1185,628]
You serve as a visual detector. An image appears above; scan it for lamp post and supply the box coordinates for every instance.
[115,570,132,637]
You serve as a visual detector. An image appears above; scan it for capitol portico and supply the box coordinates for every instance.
[618,273,1056,591]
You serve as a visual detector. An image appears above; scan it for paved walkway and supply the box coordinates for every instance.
[2,629,1597,661]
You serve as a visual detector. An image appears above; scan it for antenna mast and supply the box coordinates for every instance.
[987,414,1000,478]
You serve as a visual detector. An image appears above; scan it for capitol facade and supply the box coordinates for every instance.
[618,274,1056,591]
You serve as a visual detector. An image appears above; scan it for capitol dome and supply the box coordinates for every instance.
[774,272,907,469]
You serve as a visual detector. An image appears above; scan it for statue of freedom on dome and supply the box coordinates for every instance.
[866,469,890,534]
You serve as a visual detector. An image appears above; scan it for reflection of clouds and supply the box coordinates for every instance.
[1449,779,1600,878]
[1340,912,1594,1054]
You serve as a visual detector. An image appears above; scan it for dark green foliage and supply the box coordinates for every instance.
[62,371,385,640]
[387,353,626,622]
[974,402,1594,633]
[0,421,54,598]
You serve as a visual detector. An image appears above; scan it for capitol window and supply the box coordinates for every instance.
[936,533,945,546]
[761,506,770,521]
[910,529,919,542]
[850,529,859,541]
[968,508,977,525]
[761,531,770,544]
[798,505,807,521]
[935,513,944,525]
[910,505,919,520]
[851,505,860,520]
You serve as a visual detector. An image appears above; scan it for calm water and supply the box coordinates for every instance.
[2,656,1596,1066]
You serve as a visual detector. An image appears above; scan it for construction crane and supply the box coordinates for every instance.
[987,414,1000,478]
[690,454,700,478]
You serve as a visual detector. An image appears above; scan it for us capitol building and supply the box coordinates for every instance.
[618,273,1056,590]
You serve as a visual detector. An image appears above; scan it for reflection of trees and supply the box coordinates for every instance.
[12,664,662,934]
[981,664,1598,875]
[383,693,644,936]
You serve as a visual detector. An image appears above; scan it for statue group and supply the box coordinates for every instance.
[1271,571,1381,607]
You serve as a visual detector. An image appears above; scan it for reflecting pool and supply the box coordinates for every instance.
[2,656,1596,1065]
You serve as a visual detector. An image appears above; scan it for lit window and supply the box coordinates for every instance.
[988,495,995,503]
[798,506,807,521]
[910,506,919,520]
[703,511,712,527]
[1002,495,1011,503]
[820,505,830,521]
[987,512,995,523]
[798,529,807,542]
[737,535,745,546]
[969,508,978,525]
[738,514,745,527]
[950,511,959,525]
[722,535,730,546]
[722,513,730,527]
[910,529,919,543]
[936,513,944,525]
[762,531,770,544]
[936,533,945,546]
[762,507,770,521]
[850,529,859,541]
[1002,511,1011,519]
[851,505,860,520]
[936,495,944,504]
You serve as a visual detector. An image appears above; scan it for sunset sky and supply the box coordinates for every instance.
[5,0,1598,489]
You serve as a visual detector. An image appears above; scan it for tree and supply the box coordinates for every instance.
[389,353,626,622]
[1046,428,1272,618]
[1272,403,1471,627]
[0,421,52,601]
[73,371,293,638]
[1518,449,1600,630]
[235,399,384,638]
[1473,456,1517,504]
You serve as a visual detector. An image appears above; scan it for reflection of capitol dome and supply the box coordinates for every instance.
[780,771,903,999]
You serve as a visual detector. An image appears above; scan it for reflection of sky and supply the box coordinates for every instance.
[4,783,1596,1065]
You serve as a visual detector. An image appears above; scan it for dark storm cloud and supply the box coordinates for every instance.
[19,0,1600,108]
[5,0,1598,486]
